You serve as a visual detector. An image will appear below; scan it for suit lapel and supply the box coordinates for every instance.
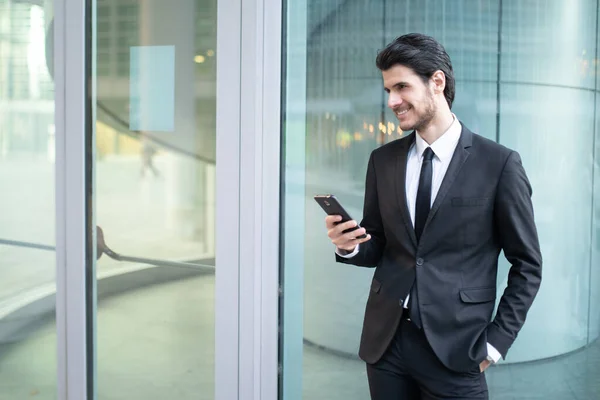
[423,125,473,232]
[395,132,418,247]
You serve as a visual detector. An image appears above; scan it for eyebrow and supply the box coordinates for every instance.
[384,82,409,92]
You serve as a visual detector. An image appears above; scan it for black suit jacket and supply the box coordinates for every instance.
[336,125,542,373]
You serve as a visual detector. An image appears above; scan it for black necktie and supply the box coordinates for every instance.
[409,146,434,328]
[415,147,435,241]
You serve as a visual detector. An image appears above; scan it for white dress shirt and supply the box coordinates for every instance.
[336,115,501,363]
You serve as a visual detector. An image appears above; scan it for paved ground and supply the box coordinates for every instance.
[0,274,598,399]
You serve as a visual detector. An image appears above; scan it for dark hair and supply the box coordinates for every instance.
[376,33,455,108]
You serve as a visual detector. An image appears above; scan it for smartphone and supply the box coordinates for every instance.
[314,194,367,239]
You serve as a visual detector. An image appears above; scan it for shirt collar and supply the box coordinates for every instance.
[414,114,462,162]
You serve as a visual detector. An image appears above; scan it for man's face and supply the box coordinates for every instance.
[382,64,437,132]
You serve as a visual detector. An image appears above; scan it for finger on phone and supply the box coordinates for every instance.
[358,234,371,243]
[343,227,365,241]
[336,233,370,250]
[325,215,342,227]
[337,220,357,232]
[347,234,371,247]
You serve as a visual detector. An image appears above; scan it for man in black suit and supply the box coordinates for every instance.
[324,33,542,399]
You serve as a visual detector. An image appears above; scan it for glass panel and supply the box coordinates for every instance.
[592,0,600,347]
[0,0,57,398]
[94,0,216,398]
[281,0,600,399]
[497,4,599,398]
[498,84,594,360]
[501,0,597,89]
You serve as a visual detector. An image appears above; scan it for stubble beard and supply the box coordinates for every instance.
[399,94,437,132]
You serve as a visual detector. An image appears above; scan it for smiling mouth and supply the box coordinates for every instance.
[395,107,410,117]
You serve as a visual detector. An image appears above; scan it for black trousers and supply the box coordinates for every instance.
[366,316,488,400]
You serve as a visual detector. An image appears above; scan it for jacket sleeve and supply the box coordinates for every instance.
[487,151,543,358]
[335,151,386,267]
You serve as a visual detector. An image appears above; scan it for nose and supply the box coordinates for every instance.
[388,92,403,109]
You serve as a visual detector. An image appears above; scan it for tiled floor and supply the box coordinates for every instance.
[0,274,598,399]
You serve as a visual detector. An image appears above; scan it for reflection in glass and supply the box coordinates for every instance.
[0,0,57,398]
[94,0,217,398]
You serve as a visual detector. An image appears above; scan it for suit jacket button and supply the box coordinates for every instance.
[416,258,424,266]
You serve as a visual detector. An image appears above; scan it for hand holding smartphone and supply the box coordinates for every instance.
[314,194,371,252]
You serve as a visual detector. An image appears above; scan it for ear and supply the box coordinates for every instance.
[430,70,446,95]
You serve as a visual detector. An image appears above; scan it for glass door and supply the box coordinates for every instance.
[8,0,282,397]
[92,0,220,398]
